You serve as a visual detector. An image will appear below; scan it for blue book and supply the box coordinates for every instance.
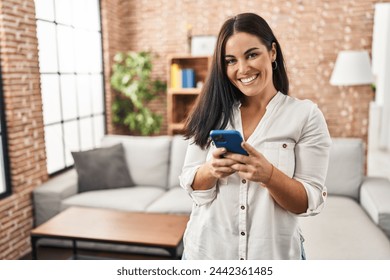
[182,69,195,88]
[182,69,188,88]
[188,69,195,88]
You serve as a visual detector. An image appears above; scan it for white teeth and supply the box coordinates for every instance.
[240,75,257,83]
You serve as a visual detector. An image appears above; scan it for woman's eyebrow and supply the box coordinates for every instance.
[244,47,260,55]
[225,47,260,58]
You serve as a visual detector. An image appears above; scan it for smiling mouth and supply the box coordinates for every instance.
[239,74,259,84]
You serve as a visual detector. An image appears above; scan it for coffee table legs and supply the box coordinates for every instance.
[30,235,182,260]
[166,247,178,259]
[30,236,78,260]
[72,240,78,259]
[31,236,38,260]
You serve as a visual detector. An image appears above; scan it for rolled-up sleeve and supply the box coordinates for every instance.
[179,140,217,206]
[294,104,332,217]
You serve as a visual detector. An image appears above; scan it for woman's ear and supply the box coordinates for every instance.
[271,42,277,61]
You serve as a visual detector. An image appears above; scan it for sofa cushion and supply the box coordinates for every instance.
[61,186,165,212]
[325,138,364,200]
[101,135,171,189]
[146,187,193,214]
[33,169,78,226]
[168,135,189,189]
[71,144,133,193]
[360,177,390,239]
[299,196,390,259]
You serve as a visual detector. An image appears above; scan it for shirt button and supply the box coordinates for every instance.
[322,191,327,197]
[241,205,245,210]
[241,231,245,236]
[282,143,287,148]
[242,179,246,184]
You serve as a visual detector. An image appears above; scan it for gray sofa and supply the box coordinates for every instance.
[299,138,390,259]
[33,135,192,226]
[33,135,390,259]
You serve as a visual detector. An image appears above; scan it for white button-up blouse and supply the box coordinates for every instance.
[179,92,332,260]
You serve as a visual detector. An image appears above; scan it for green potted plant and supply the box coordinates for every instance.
[110,51,166,135]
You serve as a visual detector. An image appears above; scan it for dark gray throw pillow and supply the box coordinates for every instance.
[71,143,133,193]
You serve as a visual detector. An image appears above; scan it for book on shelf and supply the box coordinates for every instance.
[182,69,196,88]
[170,63,181,89]
[170,64,196,89]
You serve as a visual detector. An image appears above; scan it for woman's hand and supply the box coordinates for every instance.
[191,147,238,191]
[225,142,308,214]
[224,142,273,184]
[206,147,238,179]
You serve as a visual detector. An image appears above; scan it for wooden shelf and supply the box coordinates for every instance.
[167,123,185,135]
[167,55,211,135]
[168,88,201,95]
[170,123,185,130]
[168,54,210,60]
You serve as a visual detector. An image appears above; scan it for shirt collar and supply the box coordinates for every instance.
[235,91,283,110]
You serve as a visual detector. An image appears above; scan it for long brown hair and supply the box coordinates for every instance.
[184,13,289,148]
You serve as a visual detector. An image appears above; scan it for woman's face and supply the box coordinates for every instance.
[224,32,276,98]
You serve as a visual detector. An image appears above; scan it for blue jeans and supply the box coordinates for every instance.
[300,234,306,260]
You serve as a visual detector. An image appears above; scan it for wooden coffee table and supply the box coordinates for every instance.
[30,207,189,260]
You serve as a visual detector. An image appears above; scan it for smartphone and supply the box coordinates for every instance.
[210,130,248,156]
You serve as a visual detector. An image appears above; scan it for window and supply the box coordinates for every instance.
[0,64,11,198]
[35,0,105,174]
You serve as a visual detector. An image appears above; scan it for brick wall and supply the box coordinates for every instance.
[100,0,128,134]
[101,0,170,135]
[108,0,388,142]
[0,0,47,259]
[0,0,387,260]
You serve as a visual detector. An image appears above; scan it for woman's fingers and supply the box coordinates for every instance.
[212,147,226,158]
[241,142,260,156]
[212,157,236,167]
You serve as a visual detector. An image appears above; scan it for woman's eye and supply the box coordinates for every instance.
[226,59,236,65]
[248,53,258,59]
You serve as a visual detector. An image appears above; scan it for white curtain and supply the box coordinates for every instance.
[372,3,390,151]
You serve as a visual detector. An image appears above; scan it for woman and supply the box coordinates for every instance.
[179,13,331,260]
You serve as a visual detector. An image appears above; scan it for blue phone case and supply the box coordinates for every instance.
[210,130,248,156]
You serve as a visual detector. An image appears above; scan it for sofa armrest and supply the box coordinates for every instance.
[360,176,390,239]
[33,169,78,226]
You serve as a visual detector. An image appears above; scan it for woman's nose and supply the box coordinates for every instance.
[238,60,249,75]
